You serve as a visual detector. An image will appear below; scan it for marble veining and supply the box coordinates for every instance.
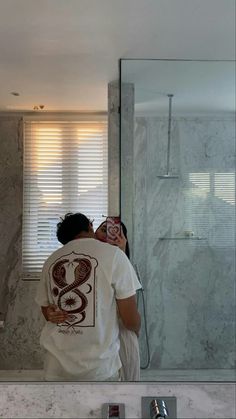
[122,115,236,370]
[108,82,120,216]
[0,382,235,418]
[0,111,235,378]
[0,116,45,370]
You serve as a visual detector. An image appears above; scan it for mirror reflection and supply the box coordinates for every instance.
[120,59,235,381]
[1,114,144,382]
[0,59,235,383]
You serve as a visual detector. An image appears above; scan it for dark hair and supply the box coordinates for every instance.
[57,212,90,245]
[96,220,130,259]
[120,222,130,259]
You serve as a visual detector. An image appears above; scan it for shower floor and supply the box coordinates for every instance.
[140,368,236,382]
[0,369,235,382]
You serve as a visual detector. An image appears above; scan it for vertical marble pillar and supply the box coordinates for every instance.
[108,82,120,216]
[108,81,134,256]
[120,83,135,259]
[0,116,23,321]
[0,114,44,370]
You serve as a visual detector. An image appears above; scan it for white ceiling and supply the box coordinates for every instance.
[0,0,235,112]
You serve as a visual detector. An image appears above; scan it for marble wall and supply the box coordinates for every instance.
[130,115,235,369]
[1,111,235,376]
[0,103,131,370]
[0,112,235,419]
[0,382,235,418]
[108,80,134,248]
[108,82,120,216]
[0,115,45,369]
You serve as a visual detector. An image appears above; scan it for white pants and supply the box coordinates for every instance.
[118,319,140,381]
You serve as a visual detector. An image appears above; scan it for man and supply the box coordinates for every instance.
[35,212,141,381]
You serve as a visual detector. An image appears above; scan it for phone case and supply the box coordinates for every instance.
[106,216,121,241]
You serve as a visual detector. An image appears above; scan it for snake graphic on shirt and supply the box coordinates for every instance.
[49,253,98,328]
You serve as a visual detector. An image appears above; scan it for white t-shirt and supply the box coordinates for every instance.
[35,238,140,381]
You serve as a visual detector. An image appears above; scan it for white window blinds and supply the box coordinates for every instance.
[23,118,108,279]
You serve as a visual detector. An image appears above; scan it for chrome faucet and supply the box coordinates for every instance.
[150,399,169,418]
[142,396,176,418]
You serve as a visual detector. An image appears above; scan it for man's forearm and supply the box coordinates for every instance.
[125,313,141,335]
[116,296,141,335]
[41,305,49,320]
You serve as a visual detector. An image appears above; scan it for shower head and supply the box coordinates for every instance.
[157,94,179,179]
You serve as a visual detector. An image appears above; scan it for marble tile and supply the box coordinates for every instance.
[130,116,235,370]
[0,116,44,370]
[108,82,120,216]
[0,111,235,379]
[0,382,235,418]
[120,82,135,256]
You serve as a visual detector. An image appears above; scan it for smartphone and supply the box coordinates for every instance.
[106,216,121,241]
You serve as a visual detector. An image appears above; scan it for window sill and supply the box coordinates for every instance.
[21,273,41,282]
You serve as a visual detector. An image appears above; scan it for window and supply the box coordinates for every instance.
[23,117,108,279]
[186,171,235,247]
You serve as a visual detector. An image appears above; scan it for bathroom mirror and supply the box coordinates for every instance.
[0,59,234,384]
[120,59,235,381]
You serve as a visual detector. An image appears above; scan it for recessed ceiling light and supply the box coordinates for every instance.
[33,105,45,110]
[11,92,20,96]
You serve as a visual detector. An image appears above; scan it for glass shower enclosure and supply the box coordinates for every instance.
[120,59,235,381]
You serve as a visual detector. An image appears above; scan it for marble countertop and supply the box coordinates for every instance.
[0,382,235,418]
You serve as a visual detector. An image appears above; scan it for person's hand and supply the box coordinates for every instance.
[107,228,127,253]
[45,304,69,324]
